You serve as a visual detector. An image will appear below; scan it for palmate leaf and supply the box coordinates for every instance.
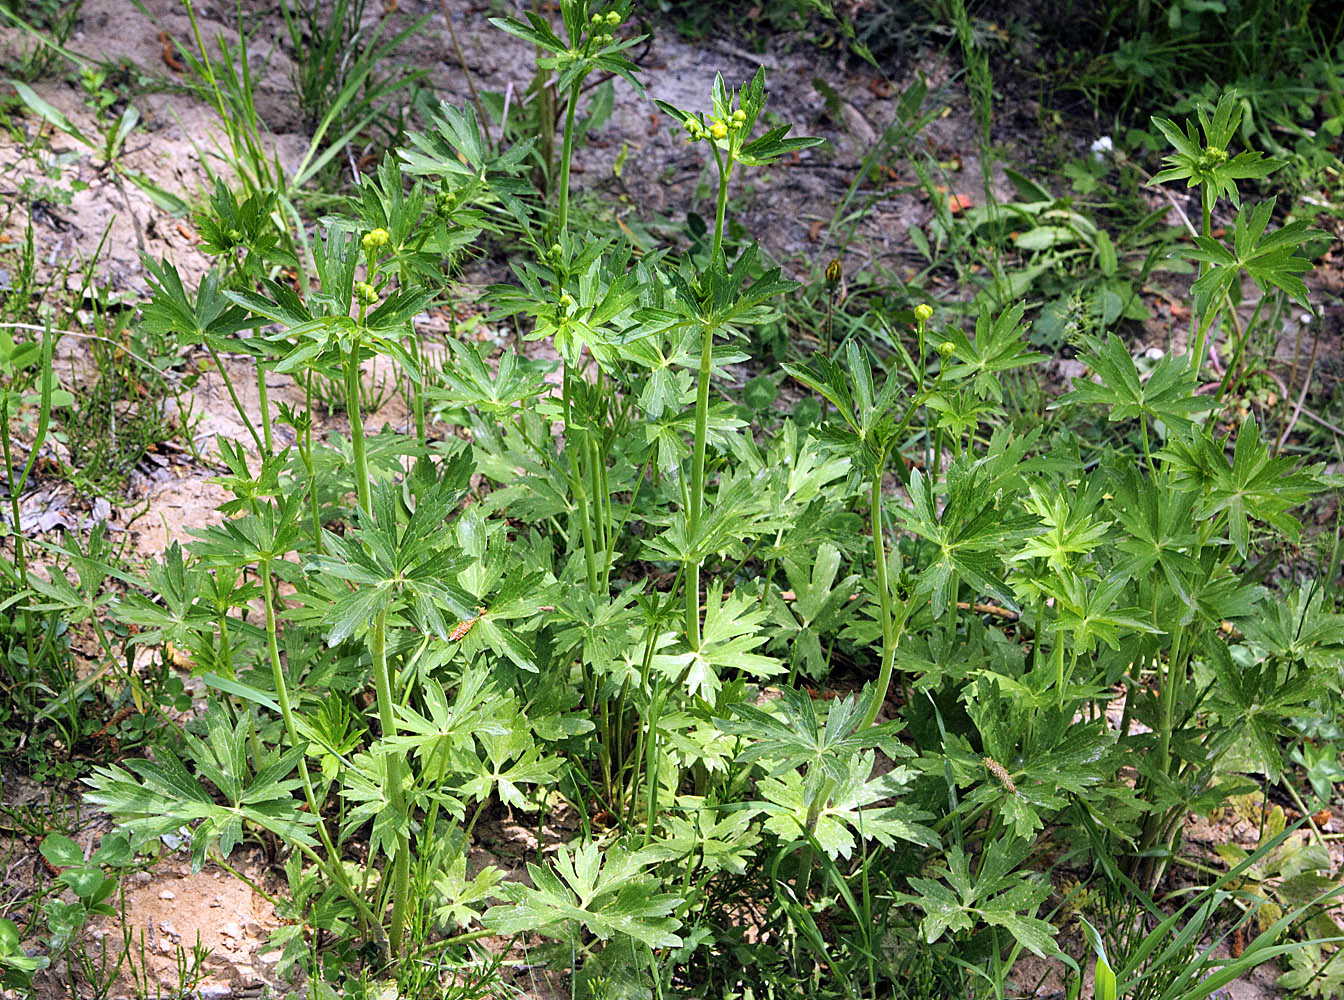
[1057,334,1210,432]
[434,849,505,931]
[84,710,316,869]
[651,580,782,699]
[400,102,535,224]
[385,667,506,779]
[939,700,1124,839]
[306,468,479,644]
[1039,568,1162,655]
[1164,417,1321,557]
[895,841,1062,960]
[139,257,251,348]
[1240,584,1344,675]
[1204,639,1326,782]
[1106,463,1203,609]
[454,698,564,809]
[340,750,410,864]
[940,303,1045,402]
[642,798,762,875]
[756,751,934,860]
[1187,199,1319,333]
[433,340,554,415]
[487,843,683,950]
[720,686,903,785]
[1012,481,1112,577]
[894,463,1035,615]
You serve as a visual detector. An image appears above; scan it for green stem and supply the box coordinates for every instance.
[710,156,731,262]
[1,394,27,589]
[1190,196,1213,374]
[204,342,263,453]
[684,150,735,650]
[556,79,582,238]
[685,324,713,651]
[344,339,372,516]
[794,777,833,904]
[368,604,410,958]
[562,365,599,592]
[860,447,896,730]
[409,319,426,448]
[302,369,322,552]
[254,331,272,456]
[259,562,379,935]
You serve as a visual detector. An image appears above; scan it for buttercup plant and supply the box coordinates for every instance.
[45,3,1338,994]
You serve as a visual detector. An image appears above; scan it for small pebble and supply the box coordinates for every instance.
[158,890,176,900]
[219,922,242,941]
[159,920,179,938]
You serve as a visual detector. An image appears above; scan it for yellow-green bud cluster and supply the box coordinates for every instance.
[685,107,746,144]
[937,340,955,358]
[588,8,620,44]
[362,228,390,254]
[914,303,933,323]
[355,281,378,306]
[1197,145,1228,171]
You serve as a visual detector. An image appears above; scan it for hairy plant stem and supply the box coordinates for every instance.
[254,321,272,455]
[794,775,833,904]
[1190,197,1213,374]
[685,148,734,650]
[204,342,263,453]
[2,324,56,667]
[256,361,272,454]
[555,79,582,239]
[562,366,600,593]
[1136,619,1190,888]
[369,605,411,957]
[344,338,372,516]
[302,369,322,553]
[859,446,895,731]
[685,327,713,651]
[259,562,378,936]
[408,319,427,447]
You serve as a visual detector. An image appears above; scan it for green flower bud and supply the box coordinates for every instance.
[354,281,378,306]
[605,10,621,25]
[550,242,563,257]
[732,108,746,123]
[560,292,575,309]
[938,340,955,357]
[914,303,933,323]
[361,228,390,253]
[710,120,728,141]
[227,228,243,243]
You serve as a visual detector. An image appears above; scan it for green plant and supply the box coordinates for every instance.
[53,7,1344,999]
